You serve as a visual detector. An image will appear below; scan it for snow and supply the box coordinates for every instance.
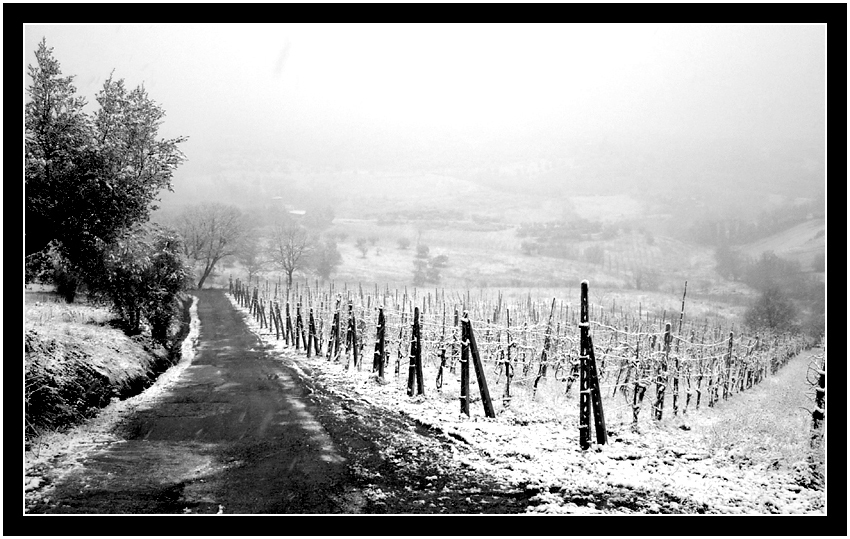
[209,294,829,513]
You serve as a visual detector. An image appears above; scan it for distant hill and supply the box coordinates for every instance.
[738,218,825,271]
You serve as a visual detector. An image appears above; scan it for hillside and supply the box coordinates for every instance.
[738,218,825,271]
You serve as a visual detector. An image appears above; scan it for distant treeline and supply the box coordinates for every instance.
[687,197,824,247]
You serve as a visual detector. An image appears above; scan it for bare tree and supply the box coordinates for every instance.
[237,235,270,284]
[173,203,248,289]
[270,220,314,286]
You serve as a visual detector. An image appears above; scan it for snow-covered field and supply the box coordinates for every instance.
[230,293,826,515]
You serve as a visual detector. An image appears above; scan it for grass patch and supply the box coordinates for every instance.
[683,348,823,483]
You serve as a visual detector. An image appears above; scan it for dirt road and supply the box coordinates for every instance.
[27,289,363,514]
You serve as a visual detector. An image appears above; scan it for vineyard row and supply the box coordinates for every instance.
[227,276,815,440]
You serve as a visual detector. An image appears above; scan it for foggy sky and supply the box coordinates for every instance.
[25,23,825,181]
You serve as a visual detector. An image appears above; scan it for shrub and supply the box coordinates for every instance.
[631,268,660,291]
[92,224,190,342]
[416,244,430,259]
[312,239,342,280]
[744,286,797,332]
[397,237,411,250]
[355,238,369,258]
[520,241,538,256]
[431,254,449,268]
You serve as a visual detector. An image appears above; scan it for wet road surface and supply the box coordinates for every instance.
[28,289,360,514]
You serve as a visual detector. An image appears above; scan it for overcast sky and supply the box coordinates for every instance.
[25,23,825,173]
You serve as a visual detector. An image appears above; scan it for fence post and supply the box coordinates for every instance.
[654,323,671,420]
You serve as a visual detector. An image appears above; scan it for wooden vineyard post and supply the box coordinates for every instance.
[585,333,608,445]
[632,333,646,425]
[374,307,386,381]
[309,308,319,356]
[414,309,425,395]
[533,298,557,399]
[672,334,680,416]
[294,303,302,351]
[450,308,459,374]
[395,308,405,377]
[723,331,734,401]
[304,305,313,357]
[274,302,283,341]
[299,302,308,351]
[465,314,496,418]
[285,302,293,346]
[271,300,280,340]
[503,308,513,408]
[407,307,424,396]
[684,331,694,413]
[327,296,341,362]
[460,310,470,416]
[654,323,671,421]
[578,281,606,447]
[811,348,825,447]
[347,302,358,370]
[436,304,448,390]
[579,281,592,449]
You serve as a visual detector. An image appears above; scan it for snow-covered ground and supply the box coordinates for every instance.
[230,293,825,515]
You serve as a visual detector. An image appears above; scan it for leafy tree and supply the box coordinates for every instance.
[743,251,801,292]
[397,237,411,250]
[312,239,342,280]
[744,286,797,332]
[25,38,91,258]
[416,244,430,259]
[26,39,186,294]
[355,238,369,258]
[91,224,190,340]
[173,203,249,289]
[270,220,314,286]
[412,259,428,286]
[714,244,747,281]
[633,268,660,291]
